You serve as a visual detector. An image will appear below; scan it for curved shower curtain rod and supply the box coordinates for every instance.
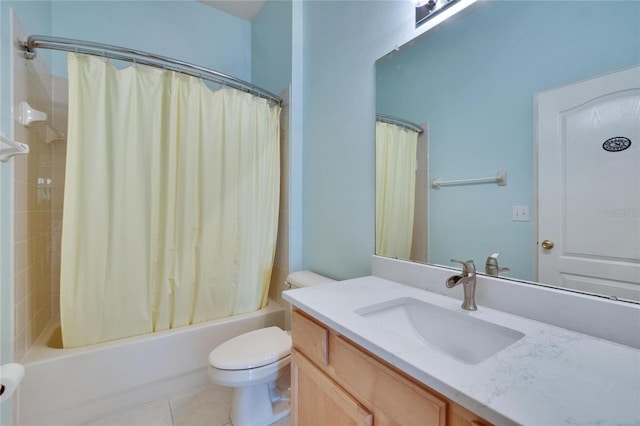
[376,113,424,134]
[22,35,283,106]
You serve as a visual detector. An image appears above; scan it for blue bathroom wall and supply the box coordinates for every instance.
[376,1,640,280]
[50,1,252,81]
[301,1,418,279]
[252,0,292,95]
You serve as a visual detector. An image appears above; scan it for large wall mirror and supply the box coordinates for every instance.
[375,0,640,302]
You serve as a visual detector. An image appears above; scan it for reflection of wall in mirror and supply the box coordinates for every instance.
[376,0,640,282]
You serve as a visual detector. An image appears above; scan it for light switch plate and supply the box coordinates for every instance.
[512,206,530,221]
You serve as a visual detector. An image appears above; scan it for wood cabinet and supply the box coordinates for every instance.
[290,308,491,426]
[292,350,373,426]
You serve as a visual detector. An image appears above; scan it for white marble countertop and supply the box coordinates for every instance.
[283,276,640,426]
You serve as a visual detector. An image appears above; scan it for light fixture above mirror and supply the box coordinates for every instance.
[415,0,462,28]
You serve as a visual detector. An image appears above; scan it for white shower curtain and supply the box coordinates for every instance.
[60,54,280,348]
[376,121,418,259]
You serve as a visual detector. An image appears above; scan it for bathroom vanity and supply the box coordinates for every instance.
[283,274,640,425]
[290,308,487,425]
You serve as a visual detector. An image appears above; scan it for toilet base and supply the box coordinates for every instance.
[230,380,290,426]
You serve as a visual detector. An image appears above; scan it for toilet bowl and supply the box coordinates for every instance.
[207,271,334,426]
[208,327,292,426]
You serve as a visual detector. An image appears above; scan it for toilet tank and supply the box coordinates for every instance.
[282,270,335,329]
[285,270,335,289]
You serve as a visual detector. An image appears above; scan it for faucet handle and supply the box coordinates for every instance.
[450,259,476,275]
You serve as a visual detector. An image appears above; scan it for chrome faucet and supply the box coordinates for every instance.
[446,259,477,311]
[485,252,510,277]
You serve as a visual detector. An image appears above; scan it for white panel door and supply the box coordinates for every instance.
[536,65,640,302]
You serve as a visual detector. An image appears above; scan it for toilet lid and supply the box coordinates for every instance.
[208,326,292,370]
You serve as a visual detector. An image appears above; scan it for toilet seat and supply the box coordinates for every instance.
[208,326,291,370]
[208,354,291,388]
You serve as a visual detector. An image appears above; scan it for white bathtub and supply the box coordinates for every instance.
[18,301,286,426]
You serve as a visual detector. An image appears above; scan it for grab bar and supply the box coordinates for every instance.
[432,170,506,189]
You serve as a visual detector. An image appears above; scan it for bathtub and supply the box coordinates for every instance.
[18,301,286,426]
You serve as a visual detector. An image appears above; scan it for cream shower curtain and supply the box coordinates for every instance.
[60,54,280,348]
[376,121,418,259]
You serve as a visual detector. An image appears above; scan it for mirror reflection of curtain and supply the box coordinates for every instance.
[60,53,280,348]
[375,121,419,259]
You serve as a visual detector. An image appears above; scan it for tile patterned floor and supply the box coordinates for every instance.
[84,384,290,426]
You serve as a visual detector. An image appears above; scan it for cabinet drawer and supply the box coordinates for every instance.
[291,309,329,367]
[332,335,446,426]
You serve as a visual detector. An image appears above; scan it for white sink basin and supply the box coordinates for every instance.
[355,297,525,365]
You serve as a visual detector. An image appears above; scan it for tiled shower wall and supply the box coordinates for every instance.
[12,38,65,361]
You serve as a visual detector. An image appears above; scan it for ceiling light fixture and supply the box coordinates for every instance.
[415,0,461,28]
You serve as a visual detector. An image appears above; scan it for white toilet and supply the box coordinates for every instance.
[208,271,334,426]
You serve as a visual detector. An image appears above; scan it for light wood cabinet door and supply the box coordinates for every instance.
[332,335,446,426]
[291,349,372,426]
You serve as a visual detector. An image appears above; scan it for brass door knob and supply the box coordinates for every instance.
[541,239,555,250]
